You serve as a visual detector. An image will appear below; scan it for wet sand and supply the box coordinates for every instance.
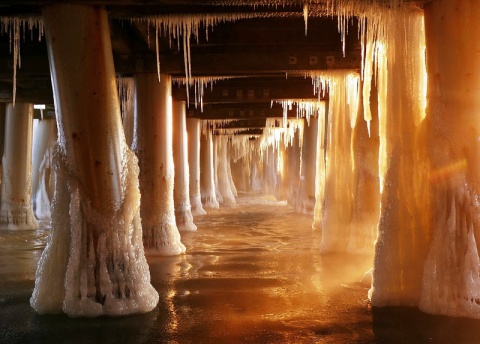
[1,194,480,343]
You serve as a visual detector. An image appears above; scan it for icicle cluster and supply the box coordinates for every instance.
[173,76,233,110]
[0,17,43,106]
[273,99,325,127]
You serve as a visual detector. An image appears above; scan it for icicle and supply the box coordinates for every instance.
[303,4,308,36]
[0,17,44,107]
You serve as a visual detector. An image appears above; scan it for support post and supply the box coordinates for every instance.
[134,73,186,255]
[0,103,38,230]
[187,118,206,215]
[200,129,219,209]
[172,101,196,231]
[31,4,158,317]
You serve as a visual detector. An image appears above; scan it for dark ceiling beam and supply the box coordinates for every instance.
[172,77,322,104]
[186,102,300,120]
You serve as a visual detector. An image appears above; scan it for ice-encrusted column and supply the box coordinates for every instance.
[134,73,185,255]
[286,131,302,207]
[200,129,219,209]
[347,81,380,254]
[31,4,158,317]
[216,136,236,205]
[31,118,56,221]
[370,8,428,307]
[320,74,357,253]
[172,101,196,232]
[420,0,480,319]
[213,135,224,204]
[0,103,5,186]
[186,118,206,215]
[296,118,317,215]
[312,103,327,230]
[0,103,38,230]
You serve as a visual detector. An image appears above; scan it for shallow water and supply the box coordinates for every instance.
[1,194,480,343]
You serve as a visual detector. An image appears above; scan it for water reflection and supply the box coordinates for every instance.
[1,194,480,343]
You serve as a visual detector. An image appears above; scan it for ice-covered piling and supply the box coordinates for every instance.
[200,129,219,209]
[420,0,480,319]
[186,118,206,215]
[216,136,236,205]
[31,4,158,316]
[172,101,197,232]
[31,118,56,221]
[134,73,185,256]
[0,103,38,230]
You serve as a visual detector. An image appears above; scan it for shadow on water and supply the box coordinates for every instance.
[372,306,480,344]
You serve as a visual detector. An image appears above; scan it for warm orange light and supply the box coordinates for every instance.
[429,159,467,183]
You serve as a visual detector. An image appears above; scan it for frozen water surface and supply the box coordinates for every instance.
[1,194,480,343]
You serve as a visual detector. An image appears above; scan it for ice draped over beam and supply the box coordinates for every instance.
[31,4,158,316]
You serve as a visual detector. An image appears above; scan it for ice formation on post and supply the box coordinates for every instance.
[0,103,38,230]
[31,119,56,221]
[200,129,219,209]
[369,7,429,307]
[172,101,197,232]
[117,76,135,148]
[312,102,326,229]
[213,136,224,204]
[186,118,206,215]
[31,4,158,317]
[311,72,359,253]
[346,79,379,254]
[419,0,480,319]
[133,73,186,256]
[215,136,236,205]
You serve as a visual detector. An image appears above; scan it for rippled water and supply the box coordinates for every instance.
[1,194,480,343]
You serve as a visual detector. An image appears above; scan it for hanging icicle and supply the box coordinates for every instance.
[0,17,44,107]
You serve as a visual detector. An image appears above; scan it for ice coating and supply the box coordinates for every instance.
[30,4,159,316]
[117,77,135,148]
[134,73,186,256]
[216,136,236,205]
[0,103,38,230]
[419,0,480,319]
[200,129,219,209]
[172,101,197,232]
[370,7,428,307]
[31,119,56,221]
[311,72,359,253]
[31,147,159,316]
[186,118,206,216]
[213,136,224,204]
[312,102,326,229]
[346,79,379,254]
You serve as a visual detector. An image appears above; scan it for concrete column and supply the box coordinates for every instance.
[186,118,206,215]
[134,73,185,255]
[419,0,480,319]
[296,118,317,215]
[347,81,379,254]
[370,10,428,308]
[216,136,236,205]
[172,101,196,232]
[213,135,223,204]
[0,103,6,188]
[227,146,238,198]
[31,118,56,221]
[313,104,327,230]
[31,4,158,317]
[0,103,38,230]
[200,129,219,209]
